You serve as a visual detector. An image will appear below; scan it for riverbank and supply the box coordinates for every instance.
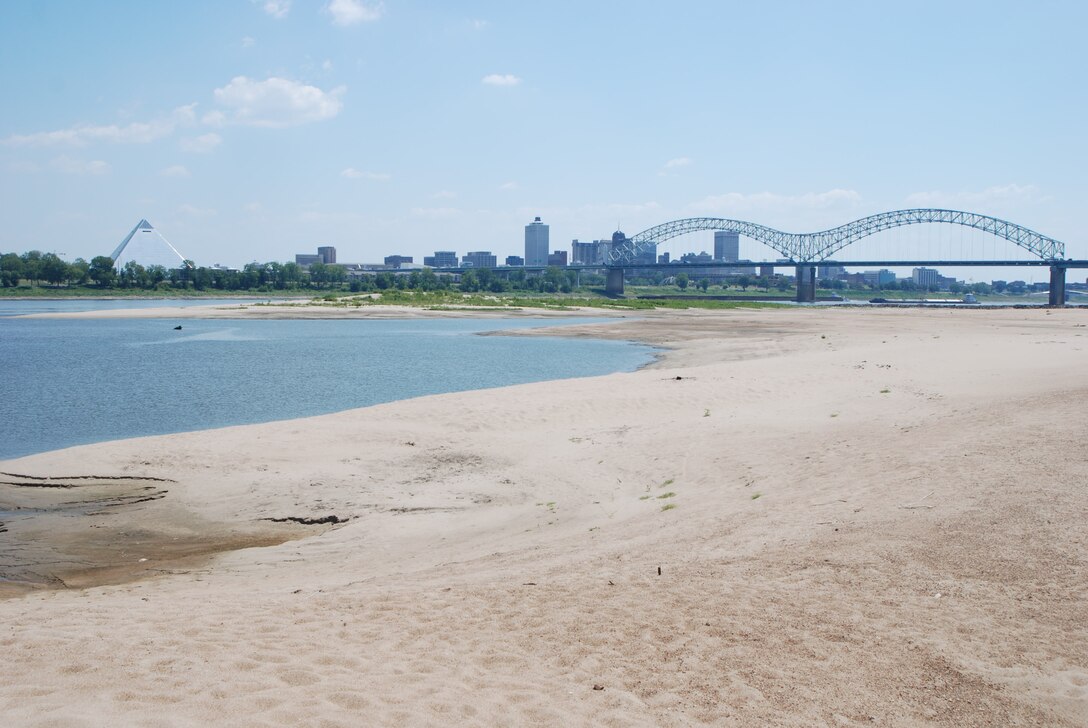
[1,306,1086,725]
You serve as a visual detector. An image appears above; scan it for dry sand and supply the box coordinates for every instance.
[1,305,1086,726]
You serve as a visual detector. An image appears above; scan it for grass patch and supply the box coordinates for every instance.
[660,503,677,512]
[880,388,891,394]
[657,492,676,499]
[750,492,762,500]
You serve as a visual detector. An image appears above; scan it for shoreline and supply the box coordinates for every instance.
[1,305,1086,724]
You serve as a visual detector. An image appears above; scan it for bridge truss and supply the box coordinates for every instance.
[607,209,1065,264]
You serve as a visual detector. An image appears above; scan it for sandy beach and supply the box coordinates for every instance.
[1,305,1086,726]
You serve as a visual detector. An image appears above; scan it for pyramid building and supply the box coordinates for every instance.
[110,219,190,270]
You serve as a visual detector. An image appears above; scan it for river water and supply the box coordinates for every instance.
[0,303,652,459]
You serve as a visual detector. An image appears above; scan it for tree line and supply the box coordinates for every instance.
[0,249,593,294]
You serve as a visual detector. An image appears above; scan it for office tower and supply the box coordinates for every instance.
[714,231,739,262]
[461,251,497,268]
[525,216,549,267]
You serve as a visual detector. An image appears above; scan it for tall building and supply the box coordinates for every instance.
[714,231,739,262]
[525,216,549,267]
[913,267,940,288]
[317,246,336,264]
[423,251,458,268]
[462,251,497,268]
[505,255,524,266]
[571,240,598,265]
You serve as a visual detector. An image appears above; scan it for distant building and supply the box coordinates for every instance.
[659,252,670,264]
[633,239,656,266]
[548,251,568,267]
[714,231,740,262]
[571,240,599,265]
[759,264,775,278]
[462,251,497,268]
[863,269,897,287]
[525,217,549,267]
[680,251,714,264]
[913,267,940,288]
[295,246,336,267]
[384,255,413,268]
[817,262,846,280]
[505,255,524,266]
[423,251,458,268]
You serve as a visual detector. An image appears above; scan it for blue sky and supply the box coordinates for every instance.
[1,0,1085,275]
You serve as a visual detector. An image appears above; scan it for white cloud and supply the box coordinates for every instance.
[326,0,384,26]
[689,189,862,216]
[322,59,334,71]
[260,0,291,19]
[212,76,345,127]
[3,105,195,147]
[482,74,521,87]
[180,133,222,153]
[51,156,110,175]
[905,184,1043,208]
[178,203,216,217]
[242,36,256,48]
[410,207,460,218]
[341,167,390,180]
[244,202,264,213]
[499,181,519,190]
[472,19,489,30]
[202,110,227,127]
[659,157,693,177]
[160,165,190,178]
[433,190,457,199]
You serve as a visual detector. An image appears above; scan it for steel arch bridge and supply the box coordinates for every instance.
[606,208,1065,264]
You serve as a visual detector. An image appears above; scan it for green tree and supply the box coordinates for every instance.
[675,272,689,290]
[21,251,43,285]
[88,256,116,287]
[38,253,69,286]
[1,252,24,287]
[67,257,90,285]
[737,274,751,291]
[697,278,709,292]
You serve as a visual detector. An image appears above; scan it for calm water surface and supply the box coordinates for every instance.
[0,315,652,459]
[0,298,274,317]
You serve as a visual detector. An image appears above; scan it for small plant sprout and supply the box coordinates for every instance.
[703,408,711,417]
[661,503,677,512]
[880,388,891,394]
[751,492,762,500]
[657,492,676,499]
[661,478,675,488]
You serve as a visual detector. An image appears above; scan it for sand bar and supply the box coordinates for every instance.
[1,305,1086,726]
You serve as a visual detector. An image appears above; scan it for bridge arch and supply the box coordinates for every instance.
[607,209,1065,264]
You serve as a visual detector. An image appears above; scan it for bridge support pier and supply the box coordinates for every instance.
[1049,265,1066,307]
[605,267,625,295]
[795,265,816,303]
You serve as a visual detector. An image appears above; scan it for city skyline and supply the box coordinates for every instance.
[1,1,1085,277]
